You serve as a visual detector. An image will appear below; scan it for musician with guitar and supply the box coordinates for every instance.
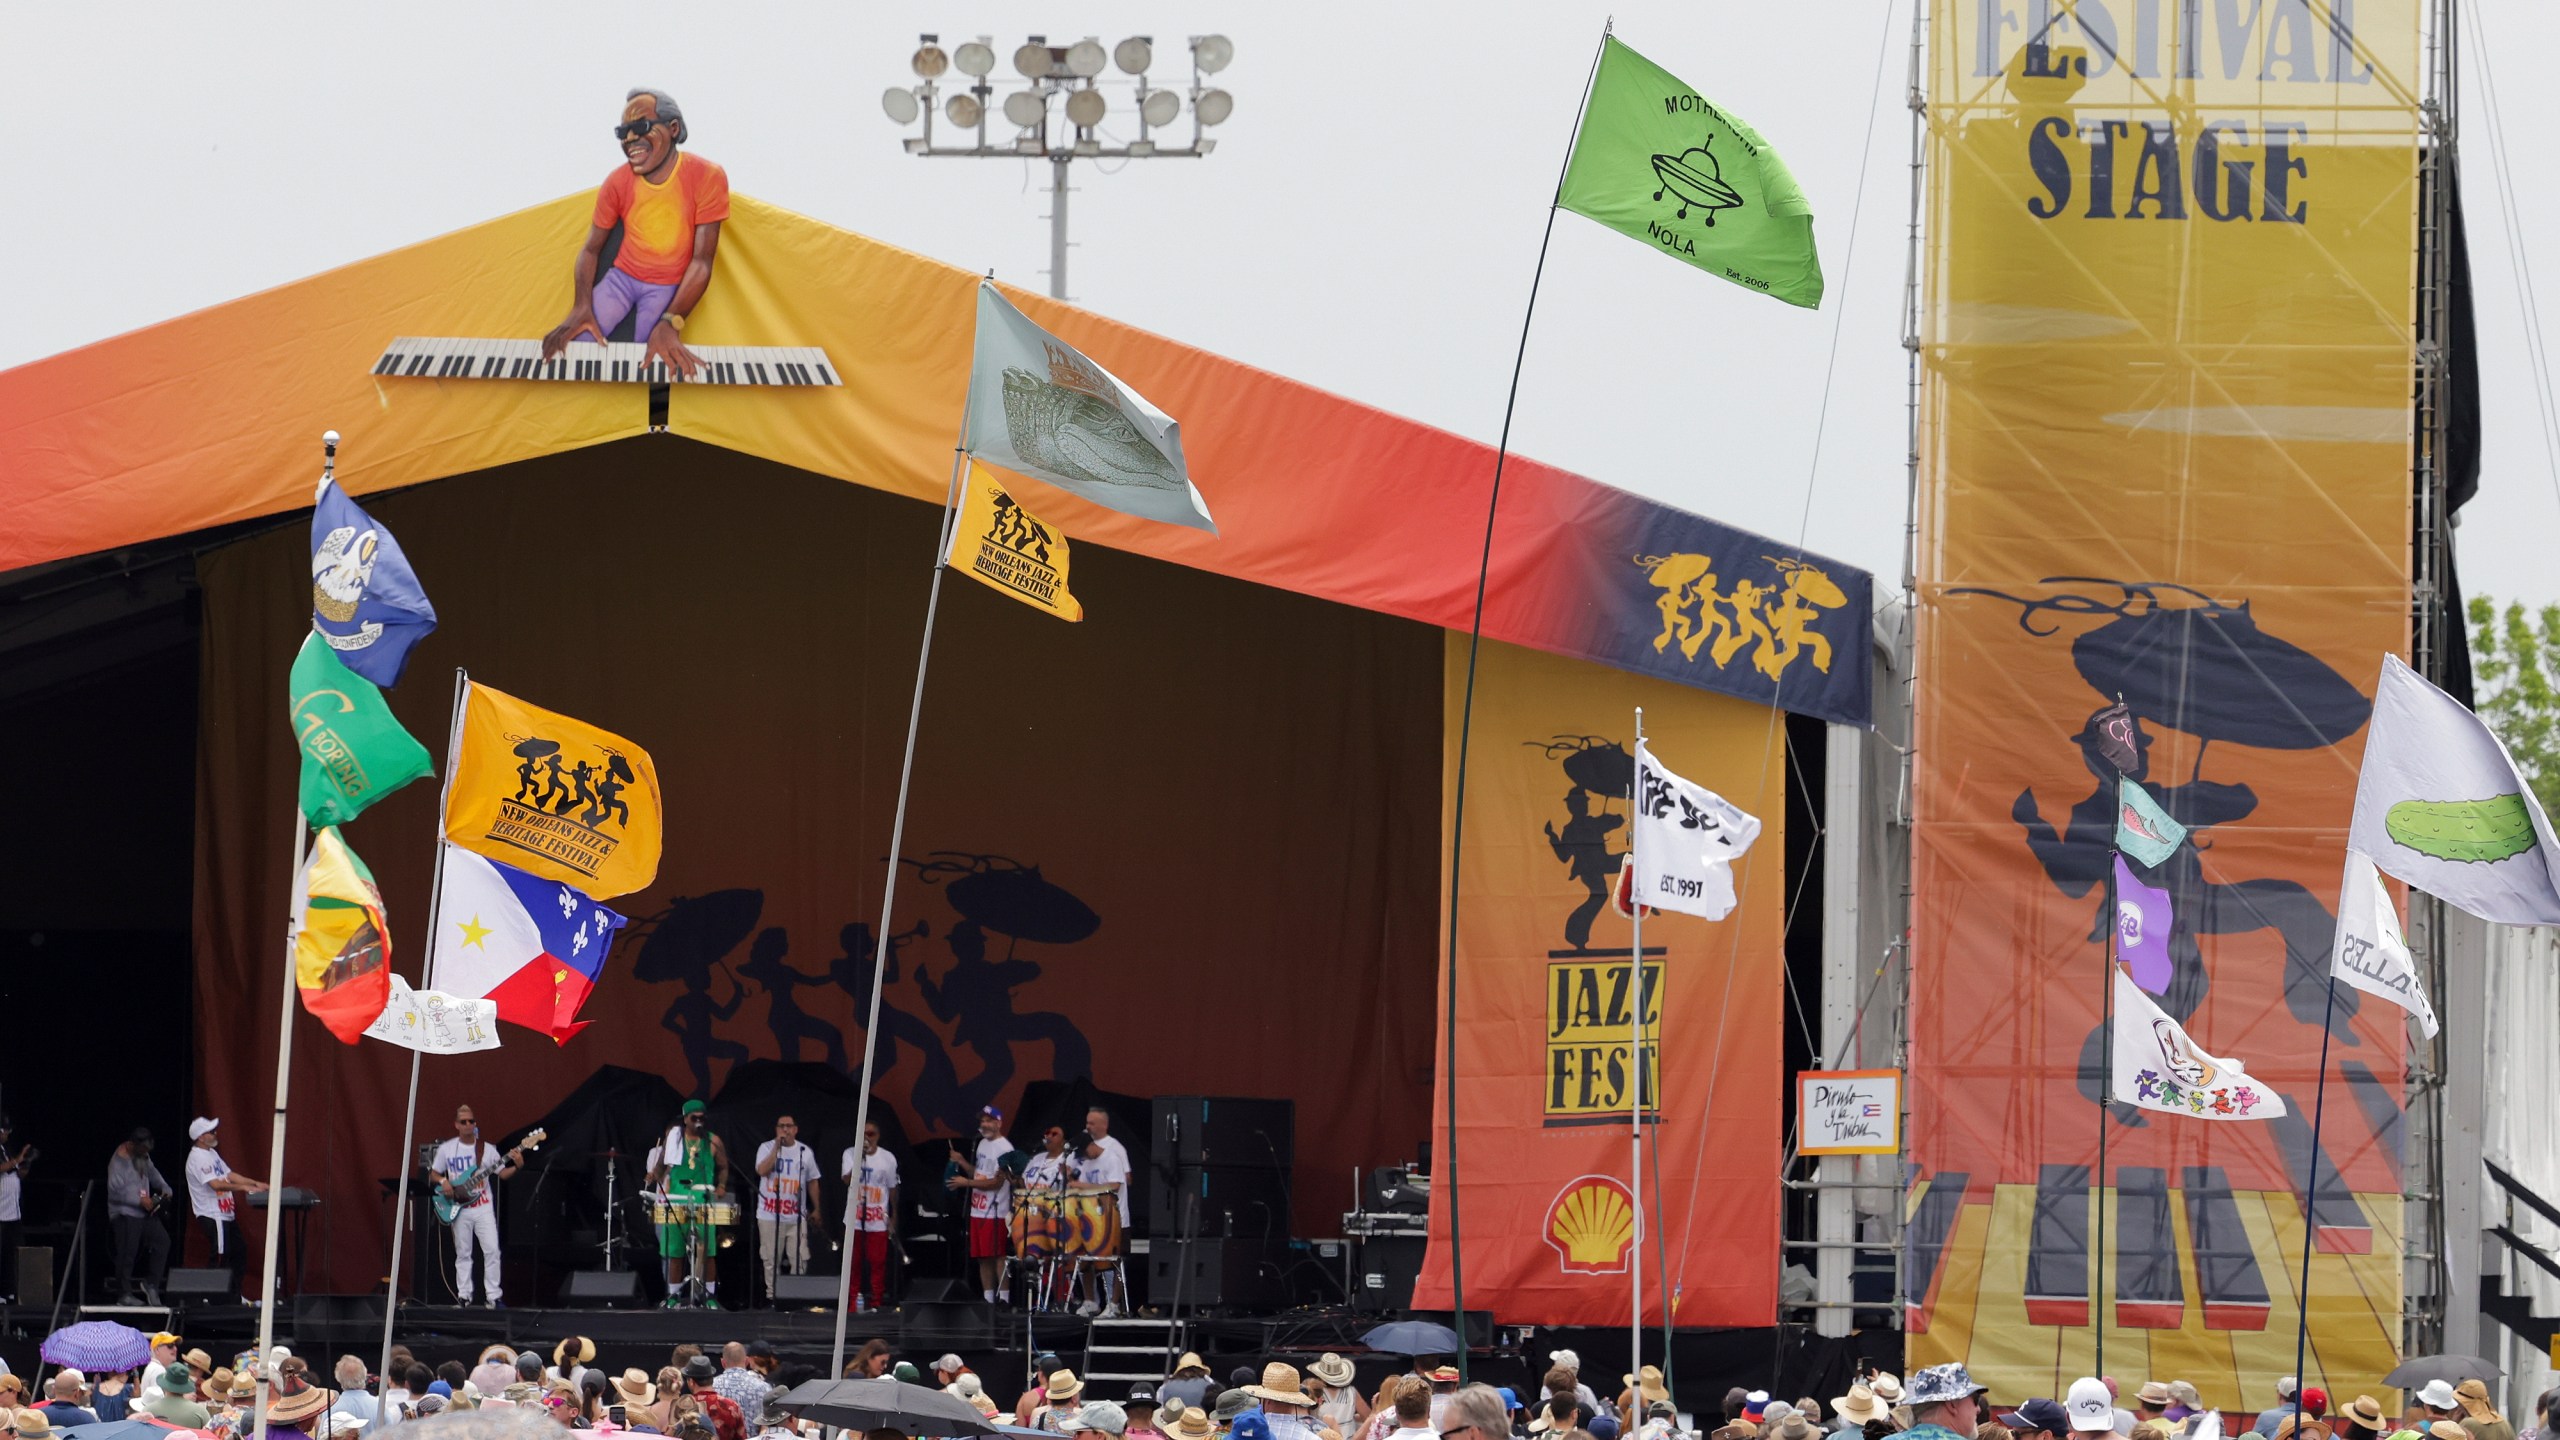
[426,1105,535,1308]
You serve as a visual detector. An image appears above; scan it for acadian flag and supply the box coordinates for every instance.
[2116,775,2187,867]
[964,280,1215,533]
[292,826,394,1044]
[289,632,433,827]
[947,464,1083,621]
[311,474,437,687]
[1557,35,1824,308]
[428,842,629,1044]
[443,681,663,900]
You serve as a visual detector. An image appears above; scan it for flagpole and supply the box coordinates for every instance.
[378,666,471,1400]
[832,422,974,1379]
[2286,976,2340,1435]
[1440,23,1611,1376]
[254,814,310,1440]
[2095,766,2119,1378]
[1628,708,1646,1388]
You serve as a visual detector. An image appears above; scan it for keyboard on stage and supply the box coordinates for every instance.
[371,337,841,387]
[244,1187,322,1208]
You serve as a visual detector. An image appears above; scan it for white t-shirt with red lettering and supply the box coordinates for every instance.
[839,1147,901,1233]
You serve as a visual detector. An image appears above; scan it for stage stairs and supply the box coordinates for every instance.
[1083,1314,1186,1388]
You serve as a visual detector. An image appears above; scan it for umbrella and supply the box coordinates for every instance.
[2382,1355,2501,1389]
[67,1423,190,1440]
[41,1320,152,1374]
[1358,1320,1462,1357]
[771,1378,1002,1436]
[629,890,765,983]
[942,862,1098,945]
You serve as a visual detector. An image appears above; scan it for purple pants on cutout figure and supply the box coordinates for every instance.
[583,266,678,344]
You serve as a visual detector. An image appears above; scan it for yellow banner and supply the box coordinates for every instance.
[443,681,663,899]
[948,463,1083,622]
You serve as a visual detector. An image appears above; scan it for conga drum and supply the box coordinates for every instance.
[1011,1189,1064,1257]
[1061,1184,1123,1257]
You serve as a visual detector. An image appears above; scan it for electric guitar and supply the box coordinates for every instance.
[432,1129,544,1224]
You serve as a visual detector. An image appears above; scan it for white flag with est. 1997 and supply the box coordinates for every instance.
[2330,849,2440,1037]
[2110,968,2286,1121]
[1630,738,1762,921]
[2347,652,2560,925]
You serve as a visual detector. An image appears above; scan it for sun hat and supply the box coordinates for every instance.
[1245,1364,1310,1408]
[1173,1355,1211,1379]
[614,1370,657,1406]
[1048,1370,1089,1403]
[2136,1384,2175,1409]
[2340,1398,2387,1431]
[2170,1384,2204,1412]
[1770,1417,1819,1440]
[1070,1402,1131,1437]
[1907,1366,1989,1408]
[555,1338,597,1370]
[1212,1390,1256,1423]
[1429,1367,1461,1385]
[1628,1368,1671,1406]
[1835,1386,1893,1427]
[2453,1383,2496,1421]
[2272,1417,2330,1440]
[229,1373,261,1401]
[14,1414,58,1440]
[2003,1399,2072,1434]
[2427,1425,2469,1440]
[1872,1376,1905,1405]
[2415,1384,2458,1413]
[1166,1407,1217,1440]
[1309,1356,1356,1390]
[269,1378,336,1425]
[1762,1401,1800,1429]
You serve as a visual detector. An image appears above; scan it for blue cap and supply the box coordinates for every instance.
[982,1104,1005,1120]
[1590,1419,1621,1440]
[1234,1416,1274,1440]
[427,1381,453,1398]
[1500,1391,1521,1412]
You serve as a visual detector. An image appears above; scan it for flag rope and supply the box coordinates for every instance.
[2096,785,2120,1375]
[1438,20,1610,1379]
[2287,976,2341,1433]
[253,814,309,1440]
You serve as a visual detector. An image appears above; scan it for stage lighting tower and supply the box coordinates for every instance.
[883,32,1234,300]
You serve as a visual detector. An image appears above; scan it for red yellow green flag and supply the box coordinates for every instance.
[293,826,393,1044]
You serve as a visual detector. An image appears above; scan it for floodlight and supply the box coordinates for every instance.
[882,87,922,125]
[1065,88,1106,127]
[1194,138,1216,155]
[1066,39,1107,77]
[1192,34,1234,73]
[912,43,950,78]
[1139,89,1180,127]
[1115,37,1153,74]
[955,40,997,77]
[1003,90,1047,129]
[1015,42,1054,78]
[1194,88,1234,125]
[1128,138,1157,156]
[1014,136,1043,155]
[1074,138,1101,157]
[946,93,984,127]
[903,136,930,155]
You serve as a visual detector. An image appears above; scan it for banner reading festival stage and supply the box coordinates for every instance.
[1411,638,1785,1328]
[1911,0,2419,1401]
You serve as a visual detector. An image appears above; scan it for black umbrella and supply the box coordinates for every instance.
[1358,1320,1462,1356]
[2382,1354,2500,1389]
[630,890,765,983]
[771,1377,1000,1436]
[1528,737,1634,798]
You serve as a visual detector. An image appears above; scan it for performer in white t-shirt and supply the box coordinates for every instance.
[183,1117,266,1295]
[753,1115,823,1298]
[945,1105,1013,1306]
[1074,1107,1131,1316]
[838,1122,900,1312]
[426,1104,523,1307]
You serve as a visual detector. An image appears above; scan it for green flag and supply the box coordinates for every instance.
[1557,35,1823,308]
[2116,776,2189,868]
[290,630,433,827]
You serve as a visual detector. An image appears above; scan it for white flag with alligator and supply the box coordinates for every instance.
[2110,968,2285,1121]
[964,280,1216,533]
[2347,652,2560,925]
[2330,849,2440,1037]
[1630,738,1762,920]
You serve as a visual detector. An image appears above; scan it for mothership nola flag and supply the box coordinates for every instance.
[429,842,629,1043]
[2347,652,2560,925]
[964,280,1215,533]
[443,680,662,899]
[311,473,437,686]
[1629,737,1762,920]
[293,826,393,1044]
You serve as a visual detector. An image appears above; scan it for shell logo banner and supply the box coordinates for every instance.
[1412,637,1783,1327]
[1909,0,2420,1403]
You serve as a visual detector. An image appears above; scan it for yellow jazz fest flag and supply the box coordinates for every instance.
[947,464,1084,622]
[442,681,663,899]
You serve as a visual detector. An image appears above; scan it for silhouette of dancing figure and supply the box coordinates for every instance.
[662,964,751,1098]
[828,921,967,1130]
[737,926,847,1068]
[1544,787,1624,951]
[920,919,1093,1117]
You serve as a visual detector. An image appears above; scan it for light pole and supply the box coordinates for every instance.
[884,32,1234,300]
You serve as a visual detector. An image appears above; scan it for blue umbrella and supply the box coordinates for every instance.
[1357,1320,1462,1356]
[40,1320,152,1374]
[66,1423,184,1440]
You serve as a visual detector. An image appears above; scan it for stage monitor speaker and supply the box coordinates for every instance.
[1151,1096,1294,1170]
[902,1277,965,1303]
[561,1270,643,1307]
[1351,1235,1426,1314]
[15,1246,49,1310]
[166,1268,233,1299]
[773,1273,840,1305]
[1145,1237,1284,1310]
[1149,1164,1292,1237]
[294,1294,384,1346]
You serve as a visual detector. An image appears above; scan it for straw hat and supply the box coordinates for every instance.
[1310,1356,1356,1390]
[1772,1418,1821,1440]
[1870,1376,1904,1405]
[229,1373,261,1401]
[13,1414,58,1440]
[1246,1364,1311,1408]
[2339,1398,2387,1432]
[1173,1355,1211,1379]
[1627,1369,1671,1407]
[2428,1426,2469,1440]
[1833,1386,1893,1427]
[2453,1383,2497,1422]
[269,1380,336,1426]
[1167,1406,1217,1440]
[1048,1370,1088,1403]
[556,1338,598,1371]
[614,1371,657,1407]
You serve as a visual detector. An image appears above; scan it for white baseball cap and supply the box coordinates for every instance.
[188,1117,219,1140]
[2067,1379,2117,1433]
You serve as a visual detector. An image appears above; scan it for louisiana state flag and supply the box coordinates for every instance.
[293,827,393,1044]
[427,842,628,1044]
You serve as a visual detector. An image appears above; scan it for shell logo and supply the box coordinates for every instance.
[1543,1174,1636,1275]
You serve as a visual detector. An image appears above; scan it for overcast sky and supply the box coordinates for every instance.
[10,3,2556,612]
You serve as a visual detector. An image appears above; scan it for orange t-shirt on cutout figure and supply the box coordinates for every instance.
[593,153,731,285]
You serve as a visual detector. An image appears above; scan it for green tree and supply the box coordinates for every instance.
[2468,594,2560,821]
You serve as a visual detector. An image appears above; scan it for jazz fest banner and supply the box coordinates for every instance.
[1910,0,2420,1402]
[1411,637,1784,1327]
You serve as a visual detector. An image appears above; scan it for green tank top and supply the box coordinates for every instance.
[667,1132,718,1193]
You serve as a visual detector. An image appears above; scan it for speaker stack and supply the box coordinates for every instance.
[1145,1096,1292,1310]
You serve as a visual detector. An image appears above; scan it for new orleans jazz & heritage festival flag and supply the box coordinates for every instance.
[2330,850,2440,1038]
[311,474,437,687]
[2109,967,2285,1122]
[443,681,662,900]
[289,632,433,828]
[293,826,394,1044]
[2347,653,2560,925]
[964,280,1215,533]
[1629,737,1762,920]
[428,842,629,1044]
[947,463,1083,621]
[1557,35,1824,308]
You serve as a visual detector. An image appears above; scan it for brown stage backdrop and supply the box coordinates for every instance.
[194,438,1445,1293]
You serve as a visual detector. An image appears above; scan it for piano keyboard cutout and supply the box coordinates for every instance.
[371,337,840,387]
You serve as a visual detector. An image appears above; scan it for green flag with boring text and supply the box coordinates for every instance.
[1557,35,1824,308]
[290,630,434,828]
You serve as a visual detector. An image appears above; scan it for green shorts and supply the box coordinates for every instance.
[658,1218,715,1259]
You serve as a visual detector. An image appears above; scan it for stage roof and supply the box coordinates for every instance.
[0,190,1870,725]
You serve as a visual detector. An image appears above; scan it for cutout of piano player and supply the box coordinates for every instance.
[540,88,731,380]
